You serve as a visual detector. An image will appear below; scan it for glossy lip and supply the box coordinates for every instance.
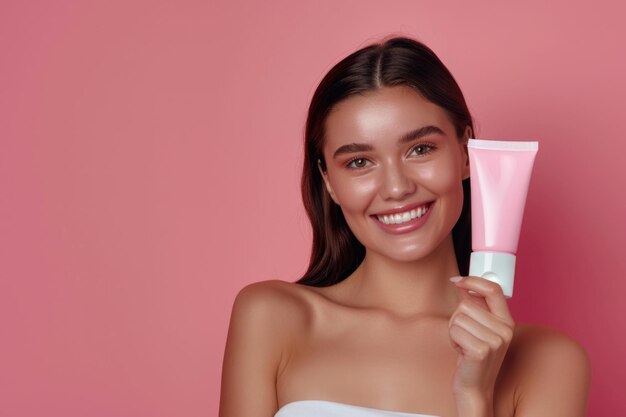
[371,200,434,216]
[370,201,434,235]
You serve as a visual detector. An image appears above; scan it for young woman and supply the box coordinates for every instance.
[219,37,590,417]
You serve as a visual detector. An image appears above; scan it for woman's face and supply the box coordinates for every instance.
[319,85,470,262]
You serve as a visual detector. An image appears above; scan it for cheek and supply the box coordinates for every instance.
[416,159,462,193]
[417,159,465,214]
[331,176,378,211]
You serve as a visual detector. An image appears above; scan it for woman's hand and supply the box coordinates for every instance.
[448,275,515,417]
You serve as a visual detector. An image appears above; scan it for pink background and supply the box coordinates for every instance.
[1,1,624,415]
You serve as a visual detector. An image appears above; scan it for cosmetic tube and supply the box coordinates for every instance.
[467,139,538,298]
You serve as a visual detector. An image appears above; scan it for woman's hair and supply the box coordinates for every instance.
[296,36,474,287]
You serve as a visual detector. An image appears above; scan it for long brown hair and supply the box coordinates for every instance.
[296,37,473,287]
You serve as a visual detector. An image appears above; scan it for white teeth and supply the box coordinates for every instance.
[376,205,430,225]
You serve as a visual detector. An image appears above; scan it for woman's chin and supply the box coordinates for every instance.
[370,245,437,263]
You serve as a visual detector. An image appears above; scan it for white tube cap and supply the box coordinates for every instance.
[469,252,516,298]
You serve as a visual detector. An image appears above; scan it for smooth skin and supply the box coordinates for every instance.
[219,86,590,417]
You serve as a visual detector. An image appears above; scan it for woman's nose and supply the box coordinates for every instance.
[380,162,416,200]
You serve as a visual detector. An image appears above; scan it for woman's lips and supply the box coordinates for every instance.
[370,202,433,235]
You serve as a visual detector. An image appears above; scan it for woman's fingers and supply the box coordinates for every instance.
[450,299,513,340]
[449,275,514,324]
[448,317,493,359]
[448,275,515,355]
[449,312,512,354]
[448,275,516,397]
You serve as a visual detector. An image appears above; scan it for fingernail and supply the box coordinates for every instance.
[449,276,464,283]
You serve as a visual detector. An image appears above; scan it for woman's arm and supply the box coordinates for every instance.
[450,277,590,417]
[219,282,286,417]
[448,277,590,417]
[448,276,516,417]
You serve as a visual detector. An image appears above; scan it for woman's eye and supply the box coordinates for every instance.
[411,144,435,156]
[346,158,370,169]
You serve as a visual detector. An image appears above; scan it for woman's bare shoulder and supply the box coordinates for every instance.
[512,322,589,358]
[235,279,320,305]
[506,323,591,416]
[231,279,320,332]
[220,280,318,416]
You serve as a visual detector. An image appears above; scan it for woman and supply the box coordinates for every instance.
[219,37,590,417]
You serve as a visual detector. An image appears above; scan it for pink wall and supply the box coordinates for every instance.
[1,1,624,415]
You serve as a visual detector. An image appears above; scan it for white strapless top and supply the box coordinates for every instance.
[274,400,440,417]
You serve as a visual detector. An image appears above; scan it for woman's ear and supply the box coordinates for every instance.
[461,126,472,180]
[317,159,340,205]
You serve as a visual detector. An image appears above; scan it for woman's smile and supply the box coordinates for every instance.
[371,200,434,234]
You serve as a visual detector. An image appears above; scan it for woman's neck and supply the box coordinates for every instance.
[335,236,462,319]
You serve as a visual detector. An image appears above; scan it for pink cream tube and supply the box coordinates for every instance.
[467,139,538,298]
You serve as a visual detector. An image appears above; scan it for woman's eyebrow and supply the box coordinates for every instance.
[398,125,444,145]
[332,125,444,159]
[332,142,374,158]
